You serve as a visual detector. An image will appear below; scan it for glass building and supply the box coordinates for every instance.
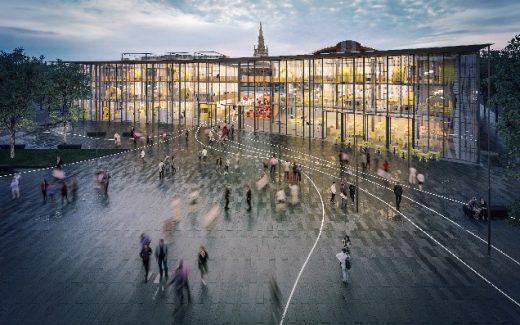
[74,30,488,163]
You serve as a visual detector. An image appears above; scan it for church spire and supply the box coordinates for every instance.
[254,21,268,57]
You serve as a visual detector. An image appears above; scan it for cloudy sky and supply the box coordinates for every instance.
[1,0,519,60]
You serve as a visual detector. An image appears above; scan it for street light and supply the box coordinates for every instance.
[487,45,492,256]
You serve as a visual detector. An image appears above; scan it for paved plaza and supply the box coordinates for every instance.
[1,124,520,324]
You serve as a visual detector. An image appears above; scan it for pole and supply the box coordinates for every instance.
[487,45,492,256]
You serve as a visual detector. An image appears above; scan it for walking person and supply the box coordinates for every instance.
[246,185,252,211]
[330,181,336,203]
[270,154,278,177]
[383,159,389,172]
[361,151,367,173]
[140,243,152,283]
[342,235,351,249]
[159,160,165,180]
[417,173,425,191]
[224,187,231,209]
[185,129,189,143]
[103,170,111,194]
[373,151,380,170]
[366,152,371,170]
[283,160,290,181]
[292,162,298,182]
[155,239,169,279]
[61,182,69,205]
[394,181,403,210]
[140,149,145,165]
[198,246,209,285]
[409,166,417,185]
[231,124,235,138]
[296,164,302,184]
[40,179,49,202]
[224,158,230,174]
[336,247,351,285]
[166,260,191,304]
[71,177,78,201]
[202,147,207,161]
[170,156,176,175]
[10,177,20,199]
[340,181,347,207]
[349,183,356,206]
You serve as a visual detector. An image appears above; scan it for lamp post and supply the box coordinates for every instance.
[487,45,492,256]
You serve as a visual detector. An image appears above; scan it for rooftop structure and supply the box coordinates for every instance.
[253,22,269,57]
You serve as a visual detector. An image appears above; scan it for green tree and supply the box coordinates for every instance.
[0,48,42,158]
[491,34,520,178]
[48,60,91,143]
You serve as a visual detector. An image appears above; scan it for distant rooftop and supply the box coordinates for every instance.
[120,51,227,61]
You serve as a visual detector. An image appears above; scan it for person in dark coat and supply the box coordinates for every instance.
[246,185,252,211]
[155,239,168,279]
[393,181,403,210]
[349,183,356,205]
[140,244,152,282]
[224,187,230,209]
[198,246,209,286]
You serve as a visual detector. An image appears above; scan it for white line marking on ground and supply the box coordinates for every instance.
[279,172,325,325]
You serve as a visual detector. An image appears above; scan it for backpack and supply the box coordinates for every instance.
[345,257,351,270]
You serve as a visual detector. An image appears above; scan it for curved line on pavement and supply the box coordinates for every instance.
[279,172,325,325]
[194,124,327,323]
[197,124,520,310]
[221,133,520,268]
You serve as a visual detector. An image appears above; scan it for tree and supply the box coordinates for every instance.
[48,60,91,143]
[0,48,42,158]
[490,34,520,179]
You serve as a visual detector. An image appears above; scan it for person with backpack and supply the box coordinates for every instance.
[336,247,351,285]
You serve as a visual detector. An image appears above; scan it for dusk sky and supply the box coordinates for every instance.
[1,0,519,61]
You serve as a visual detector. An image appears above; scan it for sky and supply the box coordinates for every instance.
[1,0,519,61]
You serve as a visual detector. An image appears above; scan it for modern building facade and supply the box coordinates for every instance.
[74,25,488,162]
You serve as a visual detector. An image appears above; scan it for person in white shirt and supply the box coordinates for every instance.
[283,161,291,181]
[409,167,417,185]
[270,154,278,176]
[140,149,145,165]
[158,160,165,180]
[417,173,425,190]
[10,177,20,199]
[336,247,351,285]
[330,181,336,203]
[202,148,207,160]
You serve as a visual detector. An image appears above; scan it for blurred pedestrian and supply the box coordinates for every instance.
[202,147,207,161]
[71,177,78,201]
[270,154,278,176]
[283,160,291,181]
[155,239,169,279]
[417,173,425,191]
[330,181,336,203]
[383,159,389,172]
[140,233,151,248]
[61,182,69,205]
[40,179,49,202]
[394,181,403,210]
[167,260,191,304]
[224,187,230,209]
[140,149,145,165]
[140,243,152,283]
[10,177,20,199]
[224,158,230,174]
[231,124,235,138]
[198,246,209,285]
[336,247,351,285]
[246,185,252,211]
[342,235,351,249]
[349,183,356,205]
[366,152,371,170]
[159,160,165,180]
[185,129,189,142]
[409,167,417,185]
[296,164,302,184]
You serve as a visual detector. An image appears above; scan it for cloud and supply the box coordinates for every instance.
[0,0,518,60]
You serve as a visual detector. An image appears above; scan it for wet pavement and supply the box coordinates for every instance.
[1,124,520,324]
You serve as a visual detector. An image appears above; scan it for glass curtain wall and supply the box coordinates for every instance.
[78,50,480,162]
